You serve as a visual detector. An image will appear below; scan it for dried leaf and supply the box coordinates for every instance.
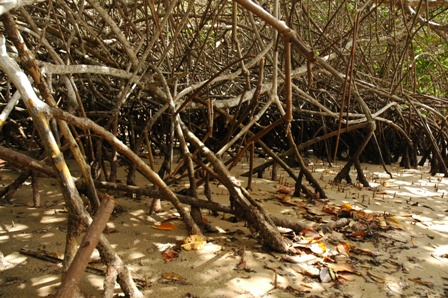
[323,256,335,263]
[322,207,337,215]
[276,194,292,202]
[351,210,373,221]
[367,271,385,283]
[386,217,402,229]
[336,241,351,257]
[181,234,206,251]
[329,267,336,280]
[341,203,353,211]
[377,218,389,229]
[278,187,294,194]
[328,262,357,273]
[347,231,367,238]
[351,246,380,256]
[310,240,327,255]
[300,283,313,289]
[320,267,332,283]
[292,263,320,277]
[162,246,180,262]
[408,277,433,286]
[300,228,321,240]
[295,206,309,216]
[151,222,177,231]
[386,216,400,224]
[338,275,355,281]
[162,272,186,281]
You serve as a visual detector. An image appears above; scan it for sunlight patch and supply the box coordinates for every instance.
[31,274,59,287]
[128,251,145,260]
[230,275,273,296]
[2,223,28,233]
[41,216,65,224]
[129,209,146,217]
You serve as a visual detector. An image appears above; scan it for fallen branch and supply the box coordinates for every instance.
[56,195,116,298]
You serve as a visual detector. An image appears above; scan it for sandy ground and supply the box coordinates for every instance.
[0,155,447,297]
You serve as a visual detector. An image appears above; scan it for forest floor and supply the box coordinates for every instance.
[0,155,447,297]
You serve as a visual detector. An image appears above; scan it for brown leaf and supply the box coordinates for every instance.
[300,228,321,240]
[351,210,373,221]
[351,246,380,256]
[336,241,351,257]
[160,271,190,285]
[322,207,336,215]
[151,222,177,231]
[276,194,292,202]
[338,275,355,281]
[277,187,294,194]
[347,231,367,238]
[328,262,357,273]
[162,246,180,262]
[408,277,433,286]
[162,272,186,281]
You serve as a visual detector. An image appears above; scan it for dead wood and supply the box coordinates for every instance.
[56,195,116,298]
[0,145,54,177]
[0,23,143,297]
[181,121,291,253]
[0,169,31,204]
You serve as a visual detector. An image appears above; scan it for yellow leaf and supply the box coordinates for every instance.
[341,203,353,211]
[310,240,327,255]
[386,216,400,224]
[181,234,206,251]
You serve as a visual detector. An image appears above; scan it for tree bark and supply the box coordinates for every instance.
[56,196,115,298]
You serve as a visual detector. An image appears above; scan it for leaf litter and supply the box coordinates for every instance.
[266,165,447,296]
[3,160,445,297]
[144,163,447,297]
